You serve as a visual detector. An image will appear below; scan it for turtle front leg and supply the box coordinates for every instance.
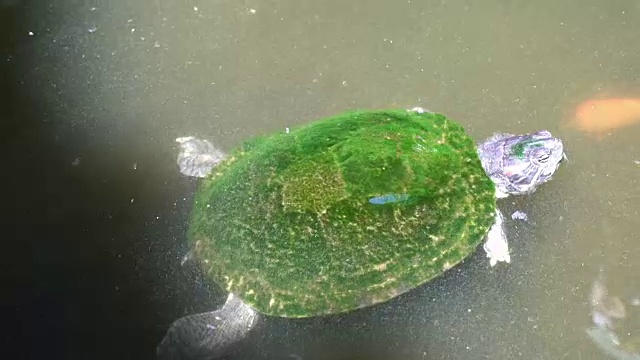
[483,209,511,266]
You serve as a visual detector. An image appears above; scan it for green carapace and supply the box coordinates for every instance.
[188,109,496,318]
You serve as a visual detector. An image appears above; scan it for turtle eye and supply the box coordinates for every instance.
[538,153,549,163]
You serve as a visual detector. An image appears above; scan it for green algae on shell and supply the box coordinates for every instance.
[188,109,496,318]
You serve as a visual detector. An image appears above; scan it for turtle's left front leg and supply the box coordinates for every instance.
[483,209,511,266]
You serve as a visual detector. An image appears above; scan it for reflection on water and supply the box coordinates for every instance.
[588,269,640,359]
[10,0,640,358]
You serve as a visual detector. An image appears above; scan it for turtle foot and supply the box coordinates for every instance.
[157,293,259,360]
[483,210,511,266]
[176,136,226,178]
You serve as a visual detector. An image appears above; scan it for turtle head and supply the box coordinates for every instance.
[493,130,565,197]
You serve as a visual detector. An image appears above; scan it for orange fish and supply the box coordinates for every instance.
[572,98,640,135]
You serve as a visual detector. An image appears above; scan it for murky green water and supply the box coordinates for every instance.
[11,0,640,358]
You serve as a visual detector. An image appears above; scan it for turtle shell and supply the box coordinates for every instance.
[188,109,496,317]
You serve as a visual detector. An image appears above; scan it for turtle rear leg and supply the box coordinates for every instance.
[176,137,226,178]
[157,293,259,359]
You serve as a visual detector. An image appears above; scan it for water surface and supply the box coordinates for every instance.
[6,0,640,359]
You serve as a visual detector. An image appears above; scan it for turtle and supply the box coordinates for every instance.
[157,108,565,359]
